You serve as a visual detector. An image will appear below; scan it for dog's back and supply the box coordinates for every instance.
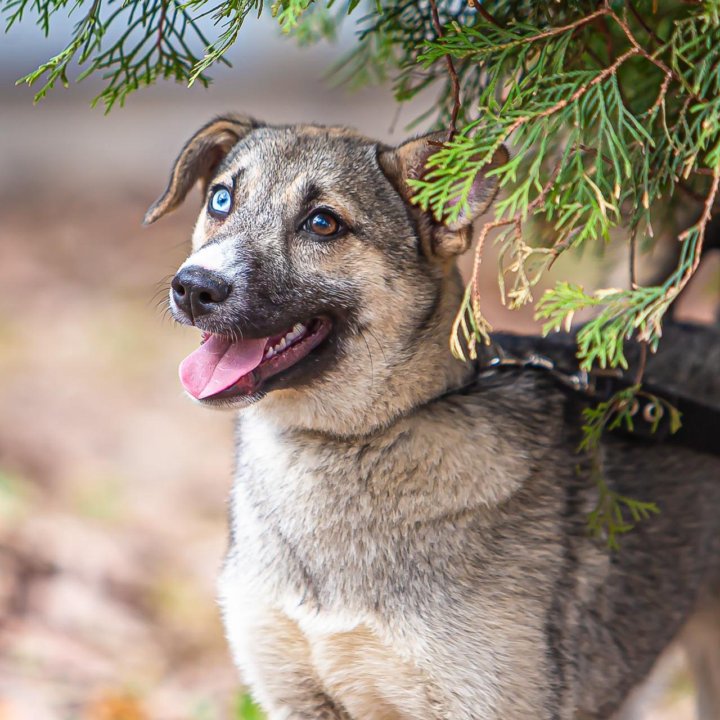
[487,322,720,717]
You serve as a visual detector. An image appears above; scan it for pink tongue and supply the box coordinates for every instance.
[179,334,267,399]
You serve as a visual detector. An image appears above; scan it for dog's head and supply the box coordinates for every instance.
[147,115,506,433]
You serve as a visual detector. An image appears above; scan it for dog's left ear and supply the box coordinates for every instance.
[144,114,261,225]
[379,131,508,258]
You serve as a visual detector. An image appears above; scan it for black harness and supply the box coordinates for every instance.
[478,349,720,457]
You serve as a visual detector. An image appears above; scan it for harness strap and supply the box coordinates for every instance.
[481,352,720,458]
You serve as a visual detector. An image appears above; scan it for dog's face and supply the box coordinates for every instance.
[147,116,506,432]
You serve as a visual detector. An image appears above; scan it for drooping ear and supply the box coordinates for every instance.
[379,131,508,257]
[143,114,261,225]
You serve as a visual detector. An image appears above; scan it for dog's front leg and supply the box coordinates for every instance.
[221,595,351,720]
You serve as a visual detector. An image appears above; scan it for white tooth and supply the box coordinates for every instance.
[278,338,287,350]
[264,347,275,359]
[294,323,305,333]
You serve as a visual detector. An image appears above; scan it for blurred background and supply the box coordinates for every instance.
[0,14,718,720]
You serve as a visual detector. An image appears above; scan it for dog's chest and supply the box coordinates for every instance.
[223,409,563,719]
[227,404,541,612]
[229,408,501,608]
[231,418,411,605]
[225,415,445,716]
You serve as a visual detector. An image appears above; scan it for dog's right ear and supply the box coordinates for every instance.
[144,115,260,225]
[378,132,508,258]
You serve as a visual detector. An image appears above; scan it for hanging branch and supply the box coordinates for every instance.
[427,0,461,139]
[452,162,562,360]
[468,0,501,29]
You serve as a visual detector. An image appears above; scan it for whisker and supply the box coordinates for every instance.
[366,329,389,366]
[151,273,174,291]
[360,332,375,395]
[148,278,173,307]
[159,307,174,325]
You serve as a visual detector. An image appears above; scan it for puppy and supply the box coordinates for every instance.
[146,115,720,720]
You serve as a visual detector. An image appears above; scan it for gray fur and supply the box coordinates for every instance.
[149,117,720,720]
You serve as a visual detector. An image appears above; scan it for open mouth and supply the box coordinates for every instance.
[178,317,332,401]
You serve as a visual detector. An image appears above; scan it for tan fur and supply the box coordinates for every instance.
[312,627,434,720]
[149,116,720,720]
[683,596,720,719]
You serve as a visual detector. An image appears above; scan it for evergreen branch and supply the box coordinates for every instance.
[272,0,311,33]
[627,0,663,47]
[579,383,679,549]
[451,162,561,360]
[670,164,720,287]
[427,0,460,139]
[606,4,702,104]
[4,0,72,34]
[424,7,611,59]
[501,47,638,151]
[11,0,220,108]
[535,164,718,372]
[416,47,647,357]
[412,2,719,380]
[15,0,103,102]
[187,0,263,85]
[410,50,644,231]
[451,216,512,360]
[587,474,660,551]
[467,0,501,29]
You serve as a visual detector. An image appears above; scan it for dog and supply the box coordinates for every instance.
[145,115,720,719]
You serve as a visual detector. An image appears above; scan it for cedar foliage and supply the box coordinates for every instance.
[5,0,720,542]
[6,1,718,364]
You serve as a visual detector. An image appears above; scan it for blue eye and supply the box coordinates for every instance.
[209,186,232,217]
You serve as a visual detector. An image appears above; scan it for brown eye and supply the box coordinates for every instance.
[303,210,342,237]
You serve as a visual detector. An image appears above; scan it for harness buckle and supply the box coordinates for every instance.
[487,351,592,394]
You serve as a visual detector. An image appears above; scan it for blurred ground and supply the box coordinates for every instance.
[0,20,718,720]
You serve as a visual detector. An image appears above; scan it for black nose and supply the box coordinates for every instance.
[171,266,232,321]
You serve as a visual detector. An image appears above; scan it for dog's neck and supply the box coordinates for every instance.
[250,267,476,439]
